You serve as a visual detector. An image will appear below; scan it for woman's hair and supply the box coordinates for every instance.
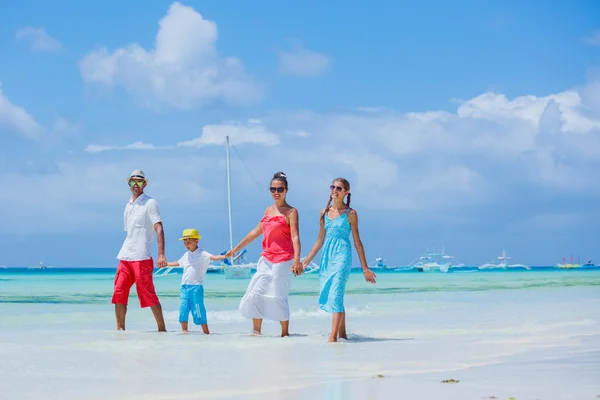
[271,171,288,189]
[324,177,351,217]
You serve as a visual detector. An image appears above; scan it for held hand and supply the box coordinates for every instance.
[363,268,376,284]
[301,260,309,270]
[224,250,235,259]
[291,260,304,277]
[156,254,167,268]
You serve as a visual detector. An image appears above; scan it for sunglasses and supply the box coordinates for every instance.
[129,180,145,187]
[330,185,344,192]
[270,187,285,193]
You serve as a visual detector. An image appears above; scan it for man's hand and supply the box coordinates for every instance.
[156,254,167,268]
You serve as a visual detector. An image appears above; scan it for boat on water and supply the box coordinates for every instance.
[28,261,53,270]
[478,250,530,271]
[580,260,599,269]
[408,248,465,273]
[221,136,255,280]
[556,256,581,269]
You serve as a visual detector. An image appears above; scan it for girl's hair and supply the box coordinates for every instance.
[324,177,351,217]
[271,171,288,189]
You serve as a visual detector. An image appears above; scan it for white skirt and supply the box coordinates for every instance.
[239,256,292,321]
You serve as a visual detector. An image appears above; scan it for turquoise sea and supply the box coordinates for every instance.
[1,268,599,399]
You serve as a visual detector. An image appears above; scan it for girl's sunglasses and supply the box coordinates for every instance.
[129,180,145,187]
[330,185,343,192]
[270,187,285,193]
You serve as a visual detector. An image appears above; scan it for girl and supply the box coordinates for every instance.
[302,178,376,342]
[226,172,303,337]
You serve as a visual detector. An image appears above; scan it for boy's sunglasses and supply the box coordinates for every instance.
[129,180,145,187]
[270,187,285,193]
[330,185,343,192]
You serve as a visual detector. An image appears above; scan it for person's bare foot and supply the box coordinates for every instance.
[339,334,348,340]
[328,335,338,342]
[281,332,289,337]
[249,330,261,336]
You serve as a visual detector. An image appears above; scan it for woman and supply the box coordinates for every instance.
[226,171,303,337]
[302,178,376,342]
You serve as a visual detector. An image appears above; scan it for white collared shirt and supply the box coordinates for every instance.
[117,193,162,261]
[179,249,213,285]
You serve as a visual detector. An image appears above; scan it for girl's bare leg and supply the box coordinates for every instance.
[201,324,210,334]
[329,312,343,342]
[338,311,348,340]
[181,322,189,332]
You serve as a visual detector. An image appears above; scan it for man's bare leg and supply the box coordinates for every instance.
[280,320,289,337]
[252,318,263,335]
[115,304,127,330]
[338,311,348,340]
[150,303,167,332]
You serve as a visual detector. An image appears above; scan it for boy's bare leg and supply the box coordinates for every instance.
[115,304,127,330]
[280,320,289,337]
[201,324,210,334]
[252,319,263,335]
[150,303,167,332]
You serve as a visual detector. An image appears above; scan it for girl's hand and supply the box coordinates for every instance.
[363,268,376,284]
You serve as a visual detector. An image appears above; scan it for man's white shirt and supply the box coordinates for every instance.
[117,193,162,261]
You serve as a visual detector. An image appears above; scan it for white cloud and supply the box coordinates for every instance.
[278,48,330,77]
[78,2,260,109]
[15,26,62,53]
[583,30,600,46]
[0,83,44,139]
[177,120,280,148]
[85,141,167,153]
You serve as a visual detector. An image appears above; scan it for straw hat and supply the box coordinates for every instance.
[179,228,201,240]
[128,169,147,182]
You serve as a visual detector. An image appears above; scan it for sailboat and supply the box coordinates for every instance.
[478,250,530,271]
[154,136,255,279]
[556,255,581,269]
[221,135,255,280]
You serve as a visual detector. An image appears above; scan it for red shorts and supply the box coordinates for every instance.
[111,259,160,308]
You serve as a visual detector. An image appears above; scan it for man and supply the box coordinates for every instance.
[112,169,167,331]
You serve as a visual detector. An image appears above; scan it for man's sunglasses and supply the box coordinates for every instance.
[270,187,285,193]
[129,180,145,187]
[330,185,344,192]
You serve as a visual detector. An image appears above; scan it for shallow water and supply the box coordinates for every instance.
[1,269,599,399]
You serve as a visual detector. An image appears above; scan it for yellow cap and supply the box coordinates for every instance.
[179,228,201,240]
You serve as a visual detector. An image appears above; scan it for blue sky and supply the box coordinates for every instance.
[1,0,599,267]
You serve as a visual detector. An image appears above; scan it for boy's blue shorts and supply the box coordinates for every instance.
[179,284,207,325]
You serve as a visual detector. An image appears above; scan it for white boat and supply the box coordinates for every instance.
[301,259,320,274]
[28,260,53,270]
[409,248,464,273]
[222,136,254,280]
[479,250,530,271]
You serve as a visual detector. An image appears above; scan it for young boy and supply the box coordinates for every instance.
[159,228,226,333]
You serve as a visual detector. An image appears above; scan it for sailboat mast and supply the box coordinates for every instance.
[226,136,234,264]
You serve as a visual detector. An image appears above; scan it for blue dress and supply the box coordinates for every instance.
[319,210,352,313]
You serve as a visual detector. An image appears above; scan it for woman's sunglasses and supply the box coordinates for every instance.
[330,185,344,192]
[129,180,145,187]
[270,187,285,193]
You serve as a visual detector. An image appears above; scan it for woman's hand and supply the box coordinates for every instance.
[363,268,376,284]
[291,260,304,276]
